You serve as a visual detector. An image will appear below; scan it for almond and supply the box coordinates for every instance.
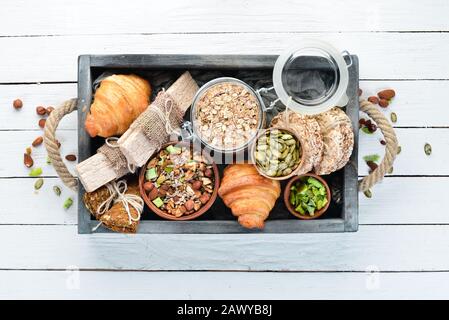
[367,96,379,104]
[377,89,395,100]
[32,136,43,147]
[65,154,77,162]
[38,118,46,128]
[148,188,158,200]
[24,153,34,168]
[379,99,389,108]
[143,181,154,192]
[46,106,55,115]
[36,106,47,116]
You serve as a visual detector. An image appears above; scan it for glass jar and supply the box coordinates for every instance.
[273,40,352,115]
[190,77,269,154]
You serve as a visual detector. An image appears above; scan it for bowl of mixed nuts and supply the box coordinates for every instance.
[251,127,304,180]
[139,142,220,221]
[191,77,266,154]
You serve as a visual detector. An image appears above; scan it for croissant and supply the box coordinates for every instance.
[85,74,151,138]
[218,164,281,229]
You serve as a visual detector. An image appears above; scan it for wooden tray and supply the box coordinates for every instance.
[77,54,359,234]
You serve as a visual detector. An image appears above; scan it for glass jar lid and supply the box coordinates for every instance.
[273,40,350,115]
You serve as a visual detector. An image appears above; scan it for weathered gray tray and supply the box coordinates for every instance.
[77,54,359,234]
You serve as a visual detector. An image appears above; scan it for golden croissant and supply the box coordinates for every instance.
[85,74,151,138]
[218,164,281,229]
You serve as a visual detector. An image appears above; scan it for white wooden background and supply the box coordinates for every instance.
[0,0,448,299]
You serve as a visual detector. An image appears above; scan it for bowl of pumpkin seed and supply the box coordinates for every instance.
[251,127,303,180]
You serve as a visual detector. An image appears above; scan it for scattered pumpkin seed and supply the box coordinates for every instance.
[46,156,52,164]
[53,185,61,196]
[397,146,402,154]
[424,143,432,156]
[63,197,73,209]
[390,112,397,123]
[363,189,372,198]
[388,166,394,174]
[29,167,42,177]
[34,178,44,190]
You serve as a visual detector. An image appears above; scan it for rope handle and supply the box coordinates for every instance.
[44,99,78,191]
[358,99,398,192]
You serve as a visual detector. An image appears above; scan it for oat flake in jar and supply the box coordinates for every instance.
[190,77,269,154]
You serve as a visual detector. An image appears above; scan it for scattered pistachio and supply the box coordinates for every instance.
[53,185,61,196]
[34,178,44,190]
[26,147,32,155]
[63,197,73,210]
[29,167,42,177]
[424,143,432,156]
[363,154,380,163]
[390,112,397,123]
[363,190,372,198]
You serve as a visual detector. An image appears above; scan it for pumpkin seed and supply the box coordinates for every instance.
[34,178,44,190]
[388,166,394,174]
[254,128,301,177]
[390,112,397,123]
[363,189,372,198]
[424,143,432,156]
[397,146,402,154]
[53,185,62,196]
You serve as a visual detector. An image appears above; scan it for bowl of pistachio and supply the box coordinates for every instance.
[284,173,331,220]
[251,127,304,180]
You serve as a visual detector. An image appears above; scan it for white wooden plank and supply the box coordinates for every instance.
[1,270,448,299]
[0,225,447,271]
[358,128,449,176]
[0,177,446,225]
[1,81,448,130]
[0,84,77,130]
[359,177,449,224]
[1,0,448,36]
[0,130,77,178]
[0,178,77,225]
[360,80,449,128]
[1,33,449,83]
